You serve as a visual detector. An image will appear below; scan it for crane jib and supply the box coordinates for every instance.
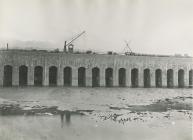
[66,31,86,47]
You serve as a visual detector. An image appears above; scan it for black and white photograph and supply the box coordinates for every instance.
[0,0,192,140]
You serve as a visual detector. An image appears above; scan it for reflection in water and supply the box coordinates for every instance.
[60,111,65,128]
[65,111,71,124]
[60,111,71,128]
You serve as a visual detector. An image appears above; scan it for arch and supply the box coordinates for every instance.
[19,65,28,86]
[167,69,173,88]
[155,69,162,87]
[105,68,113,87]
[144,68,151,88]
[34,66,43,86]
[63,67,72,86]
[131,68,138,87]
[92,67,100,87]
[119,68,126,87]
[189,69,193,88]
[78,67,86,87]
[49,66,57,86]
[178,69,184,88]
[3,65,13,87]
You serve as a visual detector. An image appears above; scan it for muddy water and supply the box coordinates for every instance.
[0,115,137,140]
[0,114,191,140]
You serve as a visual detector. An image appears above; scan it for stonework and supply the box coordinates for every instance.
[0,50,193,87]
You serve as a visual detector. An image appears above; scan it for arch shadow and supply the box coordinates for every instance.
[167,69,174,88]
[92,67,100,87]
[119,68,126,87]
[105,68,113,87]
[131,68,138,87]
[155,69,162,87]
[189,69,193,88]
[49,66,57,86]
[178,69,184,88]
[34,66,43,86]
[64,67,72,86]
[144,69,150,88]
[19,65,28,86]
[78,67,86,87]
[3,65,13,87]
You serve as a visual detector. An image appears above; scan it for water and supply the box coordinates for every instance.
[0,115,130,140]
[0,114,191,140]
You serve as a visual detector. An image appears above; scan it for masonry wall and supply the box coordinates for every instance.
[0,50,192,87]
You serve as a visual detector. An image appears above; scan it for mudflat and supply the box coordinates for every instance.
[0,87,192,140]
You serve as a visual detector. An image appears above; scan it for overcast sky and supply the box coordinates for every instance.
[0,0,193,55]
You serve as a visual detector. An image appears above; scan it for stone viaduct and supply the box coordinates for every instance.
[0,50,193,88]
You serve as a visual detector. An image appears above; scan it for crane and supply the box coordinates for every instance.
[64,31,86,53]
[123,40,135,55]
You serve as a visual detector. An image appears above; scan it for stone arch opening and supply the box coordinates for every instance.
[34,66,43,86]
[19,65,28,86]
[144,68,151,88]
[131,68,138,87]
[178,69,184,88]
[105,68,113,87]
[78,67,86,87]
[63,67,72,86]
[92,67,100,87]
[3,65,12,87]
[189,69,193,88]
[49,66,57,86]
[119,68,126,87]
[155,69,162,87]
[167,69,174,88]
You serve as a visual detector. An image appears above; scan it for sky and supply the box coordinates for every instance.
[0,0,193,56]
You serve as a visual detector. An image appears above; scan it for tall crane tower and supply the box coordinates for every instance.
[64,31,86,53]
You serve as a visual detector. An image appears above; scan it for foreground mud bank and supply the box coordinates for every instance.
[0,95,192,124]
[0,96,192,114]
[0,104,93,116]
[109,96,192,112]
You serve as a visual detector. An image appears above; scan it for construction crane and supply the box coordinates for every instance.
[123,40,135,55]
[64,31,86,53]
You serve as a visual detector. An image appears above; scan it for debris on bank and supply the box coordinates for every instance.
[0,104,91,116]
